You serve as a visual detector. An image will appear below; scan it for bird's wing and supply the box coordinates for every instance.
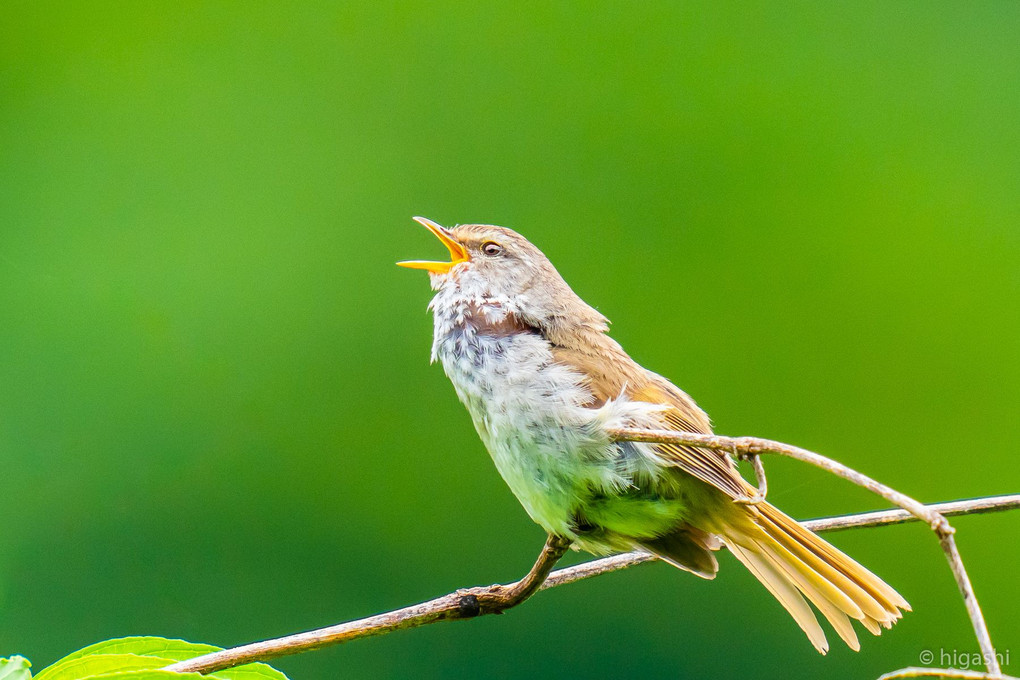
[550,340,750,501]
[627,377,750,501]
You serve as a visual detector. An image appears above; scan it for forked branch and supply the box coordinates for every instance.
[607,427,1013,678]
[164,492,1019,677]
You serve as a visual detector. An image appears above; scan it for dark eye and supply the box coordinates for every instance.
[481,241,503,257]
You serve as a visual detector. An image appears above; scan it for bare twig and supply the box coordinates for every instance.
[878,668,1018,680]
[165,534,571,675]
[796,495,1020,533]
[164,494,1019,676]
[607,428,1008,677]
[734,450,768,505]
[542,494,1020,589]
[608,428,942,527]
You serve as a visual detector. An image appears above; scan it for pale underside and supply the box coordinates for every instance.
[430,290,711,551]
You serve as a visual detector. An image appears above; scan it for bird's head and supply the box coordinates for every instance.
[398,216,609,340]
[398,216,550,296]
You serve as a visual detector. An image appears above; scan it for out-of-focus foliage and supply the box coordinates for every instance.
[1,2,1017,679]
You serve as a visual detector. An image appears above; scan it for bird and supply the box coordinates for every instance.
[398,216,909,653]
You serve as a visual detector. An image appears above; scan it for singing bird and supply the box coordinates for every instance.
[398,216,908,653]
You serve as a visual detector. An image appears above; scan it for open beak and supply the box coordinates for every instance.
[396,216,470,274]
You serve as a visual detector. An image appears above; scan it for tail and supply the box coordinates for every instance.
[719,501,910,653]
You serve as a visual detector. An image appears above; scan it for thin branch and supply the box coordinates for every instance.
[734,450,767,505]
[164,534,571,675]
[608,428,944,529]
[878,668,1019,680]
[795,495,1020,533]
[542,494,1020,589]
[164,494,1019,676]
[607,427,1007,677]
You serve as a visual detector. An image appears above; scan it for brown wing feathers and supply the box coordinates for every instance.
[630,380,749,500]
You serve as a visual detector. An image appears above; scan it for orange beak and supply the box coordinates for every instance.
[396,216,470,274]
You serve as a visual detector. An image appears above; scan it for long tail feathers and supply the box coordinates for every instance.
[722,501,909,654]
[644,500,910,654]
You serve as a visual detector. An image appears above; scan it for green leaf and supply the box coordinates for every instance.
[90,670,287,680]
[33,638,290,680]
[211,663,290,680]
[44,639,220,667]
[33,654,174,680]
[0,656,33,680]
[73,672,205,680]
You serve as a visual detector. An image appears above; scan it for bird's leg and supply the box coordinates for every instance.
[734,446,769,505]
[456,534,573,615]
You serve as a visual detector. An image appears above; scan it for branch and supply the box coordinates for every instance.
[878,668,1019,680]
[607,428,1011,678]
[543,494,1020,588]
[164,494,1019,676]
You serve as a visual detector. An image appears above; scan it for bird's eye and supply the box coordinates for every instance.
[481,241,503,257]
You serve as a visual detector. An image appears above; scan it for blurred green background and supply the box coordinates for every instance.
[1,2,1017,678]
